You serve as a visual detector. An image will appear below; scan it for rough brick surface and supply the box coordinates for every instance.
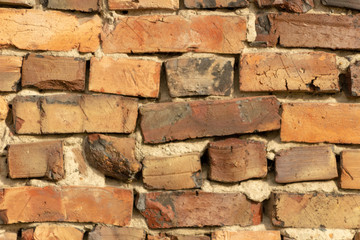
[270,192,360,228]
[212,231,281,240]
[21,229,34,240]
[22,54,86,91]
[47,0,99,12]
[0,186,133,225]
[275,146,338,183]
[239,52,339,92]
[142,154,202,190]
[108,0,179,10]
[136,191,261,228]
[165,55,234,97]
[208,138,267,182]
[8,141,64,181]
[84,134,141,182]
[0,97,8,121]
[281,102,360,144]
[340,150,360,189]
[102,15,246,54]
[348,61,360,96]
[13,94,138,134]
[0,232,17,240]
[25,225,83,240]
[184,0,248,8]
[0,9,101,52]
[254,13,360,50]
[140,96,280,143]
[89,57,161,98]
[256,0,314,12]
[149,233,210,240]
[0,0,34,6]
[88,226,145,240]
[322,0,360,10]
[0,55,22,92]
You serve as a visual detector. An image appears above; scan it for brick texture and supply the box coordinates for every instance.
[47,0,99,12]
[0,55,22,92]
[322,0,360,10]
[340,150,360,189]
[256,0,314,12]
[212,231,281,240]
[108,0,179,10]
[0,0,34,6]
[348,61,360,96]
[23,225,84,240]
[88,226,145,240]
[149,233,210,240]
[102,15,246,54]
[184,0,248,8]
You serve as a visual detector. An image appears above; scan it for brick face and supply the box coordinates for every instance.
[0,0,34,6]
[184,0,248,8]
[88,226,145,240]
[340,150,360,189]
[0,55,22,92]
[348,61,360,96]
[108,0,179,10]
[322,0,360,10]
[102,15,246,54]
[25,225,84,240]
[47,0,99,12]
[256,0,314,12]
[212,231,281,240]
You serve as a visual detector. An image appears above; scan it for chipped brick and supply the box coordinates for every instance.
[256,0,314,12]
[0,55,22,92]
[47,0,99,12]
[184,0,248,8]
[88,226,145,240]
[108,0,178,10]
[340,150,360,189]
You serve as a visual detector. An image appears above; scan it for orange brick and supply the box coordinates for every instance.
[0,55,22,92]
[12,96,41,134]
[340,150,360,189]
[102,15,246,54]
[47,0,99,12]
[108,0,178,10]
[24,225,83,240]
[212,231,281,240]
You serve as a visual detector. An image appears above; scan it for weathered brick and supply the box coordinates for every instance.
[347,61,360,96]
[102,15,246,54]
[322,0,360,10]
[136,191,261,228]
[254,13,360,50]
[208,138,267,182]
[22,225,83,240]
[165,55,234,97]
[8,141,64,181]
[149,233,209,240]
[140,96,280,143]
[0,97,8,121]
[47,0,99,12]
[84,134,141,182]
[89,57,161,98]
[21,228,34,240]
[22,54,86,91]
[239,52,339,92]
[340,150,360,189]
[88,226,145,240]
[13,94,138,134]
[0,9,101,52]
[0,0,34,7]
[0,55,22,92]
[355,233,360,240]
[275,146,338,183]
[184,0,248,8]
[212,231,281,240]
[0,186,132,225]
[142,154,202,190]
[108,0,178,10]
[256,0,314,12]
[281,102,360,144]
[270,192,360,228]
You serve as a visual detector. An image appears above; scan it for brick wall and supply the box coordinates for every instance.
[0,0,359,239]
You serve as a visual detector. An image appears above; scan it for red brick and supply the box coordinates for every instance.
[281,102,360,144]
[8,141,64,181]
[88,226,145,240]
[239,52,339,92]
[47,0,99,12]
[21,229,34,240]
[102,15,246,54]
[0,0,34,6]
[254,13,360,50]
[108,0,178,10]
[89,57,161,98]
[348,61,360,96]
[136,191,261,228]
[355,232,360,240]
[0,186,133,225]
[275,146,338,183]
[0,55,22,92]
[0,9,101,52]
[270,192,360,228]
[140,96,280,143]
[22,54,86,91]
[322,0,360,10]
[23,225,83,240]
[212,231,281,240]
[165,55,234,97]
[209,138,267,182]
[184,0,248,8]
[256,0,314,12]
[340,150,360,189]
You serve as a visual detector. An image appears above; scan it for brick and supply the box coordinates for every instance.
[322,0,360,10]
[0,232,17,240]
[239,52,339,92]
[340,150,360,189]
[208,138,267,182]
[48,0,99,12]
[254,13,360,50]
[102,15,246,54]
[26,225,83,240]
[142,154,202,190]
[0,0,34,7]
[108,0,178,10]
[0,186,132,225]
[136,191,261,228]
[89,57,161,98]
[0,9,101,52]
[0,55,22,92]
[212,231,281,240]
[184,0,248,8]
[149,234,209,240]
[165,55,234,97]
[13,94,138,134]
[8,141,64,181]
[355,233,360,240]
[275,146,338,183]
[0,97,8,121]
[281,102,360,144]
[22,54,85,92]
[256,0,314,12]
[140,96,280,143]
[347,61,360,96]
[270,192,360,228]
[84,134,141,181]
[21,229,34,240]
[88,226,145,240]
